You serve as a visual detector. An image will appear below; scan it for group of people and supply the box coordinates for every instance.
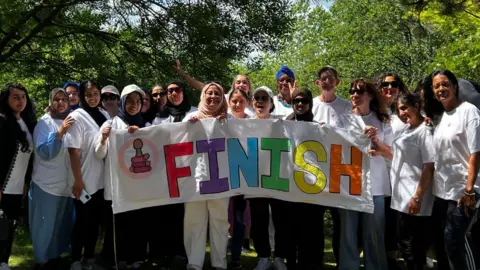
[0,61,479,270]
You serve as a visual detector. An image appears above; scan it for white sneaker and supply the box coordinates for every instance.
[426,257,434,268]
[0,263,11,270]
[272,257,287,270]
[70,261,82,270]
[254,258,273,270]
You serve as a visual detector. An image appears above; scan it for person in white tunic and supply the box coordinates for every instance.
[423,70,480,270]
[311,66,351,266]
[336,79,392,270]
[389,93,436,270]
[96,85,148,269]
[182,83,231,270]
[64,79,109,270]
[29,88,75,270]
[0,83,37,270]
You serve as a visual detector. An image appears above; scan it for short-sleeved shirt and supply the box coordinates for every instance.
[433,102,480,200]
[390,123,436,215]
[312,96,352,126]
[272,96,293,117]
[63,108,109,196]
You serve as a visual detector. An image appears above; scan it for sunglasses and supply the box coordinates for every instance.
[152,92,167,98]
[381,81,399,89]
[167,87,182,94]
[102,94,119,101]
[254,95,270,102]
[349,89,366,95]
[293,98,309,105]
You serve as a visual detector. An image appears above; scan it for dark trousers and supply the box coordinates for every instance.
[71,190,104,262]
[147,203,186,262]
[432,195,479,270]
[398,212,430,270]
[290,203,325,270]
[0,194,22,264]
[101,200,114,265]
[249,198,293,260]
[328,207,341,266]
[385,197,399,253]
[230,196,246,265]
[115,209,148,264]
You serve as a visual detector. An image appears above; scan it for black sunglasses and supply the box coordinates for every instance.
[293,98,309,105]
[381,81,399,89]
[167,87,182,94]
[152,92,167,98]
[102,94,119,101]
[254,95,270,102]
[349,89,366,95]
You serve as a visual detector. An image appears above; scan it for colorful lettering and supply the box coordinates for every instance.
[164,142,194,198]
[329,145,362,195]
[196,138,229,194]
[293,141,327,194]
[261,138,291,192]
[227,138,259,189]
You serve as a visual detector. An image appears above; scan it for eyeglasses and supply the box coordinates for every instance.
[293,98,309,105]
[53,98,68,103]
[254,95,270,102]
[102,94,119,101]
[167,87,182,94]
[349,89,366,95]
[381,81,399,89]
[278,78,292,84]
[152,92,167,98]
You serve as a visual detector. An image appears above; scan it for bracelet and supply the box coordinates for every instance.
[412,196,422,202]
[464,190,476,196]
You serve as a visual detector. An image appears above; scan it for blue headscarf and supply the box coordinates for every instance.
[63,81,80,110]
[275,65,295,81]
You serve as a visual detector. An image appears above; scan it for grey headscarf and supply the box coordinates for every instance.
[48,88,70,120]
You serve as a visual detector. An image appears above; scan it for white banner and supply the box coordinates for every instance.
[108,119,373,214]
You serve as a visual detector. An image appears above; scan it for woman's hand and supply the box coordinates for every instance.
[408,197,422,215]
[288,81,298,96]
[424,117,433,126]
[174,59,183,74]
[72,181,85,199]
[458,193,477,217]
[189,116,200,123]
[364,126,378,139]
[128,125,139,133]
[101,126,112,144]
[57,116,74,140]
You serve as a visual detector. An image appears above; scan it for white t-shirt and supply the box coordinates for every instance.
[338,112,393,196]
[4,119,33,195]
[312,96,351,126]
[224,93,255,117]
[63,108,109,196]
[390,123,436,215]
[272,96,293,117]
[31,114,72,196]
[182,111,234,122]
[150,107,199,125]
[433,102,480,200]
[95,117,128,200]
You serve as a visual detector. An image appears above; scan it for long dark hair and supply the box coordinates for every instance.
[376,72,409,111]
[351,79,390,123]
[0,83,37,152]
[423,69,459,119]
[142,90,158,123]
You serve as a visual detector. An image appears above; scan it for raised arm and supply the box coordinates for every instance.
[174,59,205,91]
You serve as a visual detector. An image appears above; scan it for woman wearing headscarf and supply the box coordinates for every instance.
[0,83,37,270]
[64,79,109,270]
[96,84,147,269]
[29,88,74,270]
[141,90,157,124]
[63,82,80,111]
[182,82,231,270]
[285,88,323,269]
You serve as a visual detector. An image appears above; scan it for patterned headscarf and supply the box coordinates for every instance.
[197,82,228,120]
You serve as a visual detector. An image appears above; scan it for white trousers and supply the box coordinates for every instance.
[184,198,230,269]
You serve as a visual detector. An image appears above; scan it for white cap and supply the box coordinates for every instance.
[121,84,145,98]
[101,85,120,96]
[252,86,274,98]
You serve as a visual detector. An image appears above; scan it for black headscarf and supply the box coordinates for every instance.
[141,90,157,124]
[79,80,107,127]
[286,88,314,122]
[166,80,192,122]
[117,90,145,128]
